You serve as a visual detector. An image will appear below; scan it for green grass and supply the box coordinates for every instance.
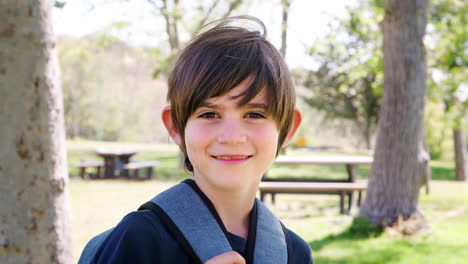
[68,140,467,263]
[267,181,468,264]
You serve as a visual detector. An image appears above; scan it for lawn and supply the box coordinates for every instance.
[68,140,468,263]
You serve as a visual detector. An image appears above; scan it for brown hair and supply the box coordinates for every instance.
[167,16,296,172]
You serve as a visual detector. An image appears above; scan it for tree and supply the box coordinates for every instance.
[428,0,467,181]
[301,2,383,150]
[359,0,429,228]
[280,0,291,58]
[0,1,72,263]
[147,0,244,77]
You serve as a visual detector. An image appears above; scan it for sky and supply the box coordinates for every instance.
[52,0,355,69]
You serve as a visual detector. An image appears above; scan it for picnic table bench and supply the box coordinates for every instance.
[123,161,160,180]
[76,147,160,180]
[259,180,368,214]
[76,160,104,179]
[260,155,372,214]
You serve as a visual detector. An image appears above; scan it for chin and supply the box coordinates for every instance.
[203,174,249,191]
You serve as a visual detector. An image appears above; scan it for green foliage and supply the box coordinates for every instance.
[348,217,383,237]
[300,0,466,154]
[424,101,454,160]
[425,0,467,163]
[428,0,467,128]
[300,1,383,149]
[151,49,177,78]
[54,1,66,8]
[58,35,166,142]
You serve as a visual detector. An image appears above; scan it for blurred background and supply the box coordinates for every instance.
[53,0,466,163]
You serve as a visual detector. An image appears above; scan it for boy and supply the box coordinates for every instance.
[82,16,313,264]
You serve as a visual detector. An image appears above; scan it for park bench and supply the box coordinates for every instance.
[123,161,160,180]
[259,180,368,214]
[260,155,372,214]
[76,160,104,179]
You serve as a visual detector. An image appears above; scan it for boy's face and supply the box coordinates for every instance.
[184,78,279,193]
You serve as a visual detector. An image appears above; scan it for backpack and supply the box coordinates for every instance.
[78,179,291,264]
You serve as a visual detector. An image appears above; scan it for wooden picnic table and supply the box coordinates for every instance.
[95,148,138,178]
[261,155,373,214]
[273,155,373,182]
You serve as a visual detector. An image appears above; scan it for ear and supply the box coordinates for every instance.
[161,105,182,146]
[281,108,302,148]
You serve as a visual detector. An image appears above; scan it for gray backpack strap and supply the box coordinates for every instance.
[152,180,289,264]
[77,229,113,264]
[254,199,288,264]
[151,181,233,263]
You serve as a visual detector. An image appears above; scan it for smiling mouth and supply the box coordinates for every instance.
[212,155,253,160]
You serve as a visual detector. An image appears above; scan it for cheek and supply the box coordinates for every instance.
[251,124,280,155]
[184,122,212,153]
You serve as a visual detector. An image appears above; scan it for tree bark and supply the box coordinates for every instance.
[0,1,72,263]
[454,128,467,181]
[359,0,428,227]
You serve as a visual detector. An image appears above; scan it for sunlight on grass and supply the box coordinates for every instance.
[70,179,178,262]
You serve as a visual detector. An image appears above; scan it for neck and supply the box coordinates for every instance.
[193,178,258,239]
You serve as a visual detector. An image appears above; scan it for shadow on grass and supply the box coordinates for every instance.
[311,217,383,251]
[310,232,465,264]
[309,228,404,264]
[309,219,402,264]
[311,247,405,264]
[430,165,455,181]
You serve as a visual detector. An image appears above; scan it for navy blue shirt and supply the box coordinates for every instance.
[93,209,313,263]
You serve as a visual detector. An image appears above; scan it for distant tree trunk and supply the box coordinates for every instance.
[359,0,428,227]
[159,0,181,51]
[454,128,467,181]
[362,127,371,151]
[280,0,290,58]
[0,1,72,263]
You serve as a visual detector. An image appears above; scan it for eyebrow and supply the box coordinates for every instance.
[198,102,218,109]
[244,103,268,110]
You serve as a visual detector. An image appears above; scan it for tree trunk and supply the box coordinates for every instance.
[280,0,290,58]
[454,128,467,181]
[362,124,372,151]
[0,1,72,263]
[359,0,428,227]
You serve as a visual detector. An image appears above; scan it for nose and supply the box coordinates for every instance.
[217,117,247,144]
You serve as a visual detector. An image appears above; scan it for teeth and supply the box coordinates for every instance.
[216,155,248,160]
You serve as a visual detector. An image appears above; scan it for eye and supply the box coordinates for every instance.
[198,112,218,119]
[245,112,266,119]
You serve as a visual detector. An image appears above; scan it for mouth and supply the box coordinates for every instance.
[211,155,253,163]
